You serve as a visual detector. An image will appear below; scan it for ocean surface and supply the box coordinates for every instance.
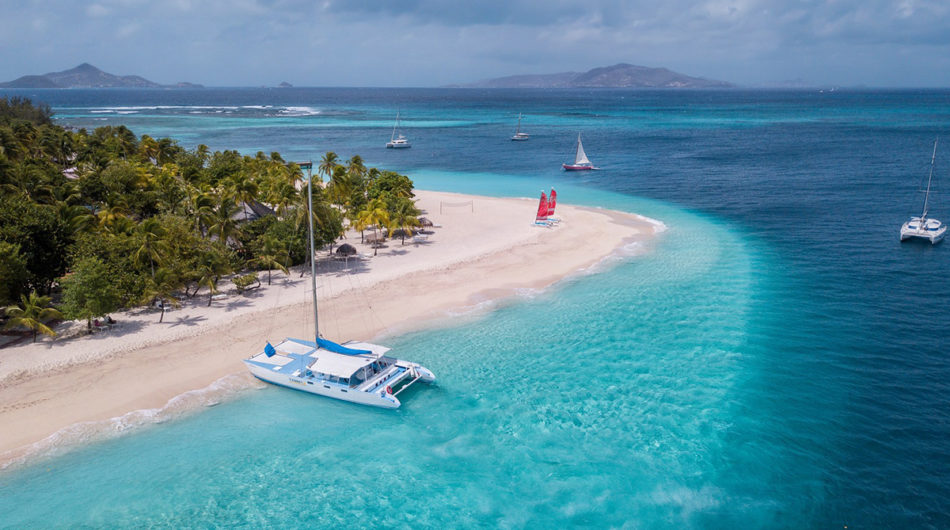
[1,87,949,528]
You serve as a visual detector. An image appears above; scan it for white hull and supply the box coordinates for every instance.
[900,219,946,244]
[386,141,411,149]
[243,338,435,409]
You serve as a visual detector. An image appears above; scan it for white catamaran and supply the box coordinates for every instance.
[386,111,411,149]
[511,113,529,141]
[243,163,435,408]
[900,139,946,244]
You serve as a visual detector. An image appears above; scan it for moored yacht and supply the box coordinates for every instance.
[244,338,435,409]
[511,113,529,141]
[900,139,945,244]
[386,111,411,148]
[562,133,596,170]
[244,161,435,407]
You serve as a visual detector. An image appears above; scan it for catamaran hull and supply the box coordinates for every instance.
[246,361,402,408]
[386,143,411,149]
[900,226,946,243]
[245,360,435,409]
[562,164,594,171]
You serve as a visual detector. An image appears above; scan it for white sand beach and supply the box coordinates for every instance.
[0,190,662,466]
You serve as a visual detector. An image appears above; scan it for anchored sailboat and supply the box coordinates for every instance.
[243,162,435,408]
[511,113,529,141]
[900,139,946,244]
[562,133,596,171]
[386,111,411,149]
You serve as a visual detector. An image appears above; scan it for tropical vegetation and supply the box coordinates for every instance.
[0,96,420,338]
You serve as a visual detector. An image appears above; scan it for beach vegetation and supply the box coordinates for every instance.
[3,291,63,342]
[60,257,121,330]
[0,99,418,337]
[141,267,182,323]
[0,241,29,305]
[232,273,260,294]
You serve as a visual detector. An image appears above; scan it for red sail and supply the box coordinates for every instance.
[536,191,549,221]
[548,188,557,216]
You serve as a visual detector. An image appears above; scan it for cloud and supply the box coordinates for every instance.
[1,0,949,87]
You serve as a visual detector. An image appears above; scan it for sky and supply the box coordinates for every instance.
[2,0,950,87]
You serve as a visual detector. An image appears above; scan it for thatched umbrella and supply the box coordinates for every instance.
[418,216,434,227]
[336,243,358,268]
[336,243,357,256]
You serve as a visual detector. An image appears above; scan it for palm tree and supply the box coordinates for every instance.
[207,200,242,245]
[389,199,421,244]
[318,151,339,185]
[141,267,181,323]
[224,172,259,222]
[252,236,290,285]
[134,217,169,278]
[358,198,390,256]
[195,249,231,306]
[4,291,63,342]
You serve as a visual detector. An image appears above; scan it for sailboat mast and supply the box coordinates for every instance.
[391,111,399,142]
[922,139,938,219]
[306,163,319,342]
[516,113,522,134]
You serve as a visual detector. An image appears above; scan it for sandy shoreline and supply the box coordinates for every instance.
[0,190,662,467]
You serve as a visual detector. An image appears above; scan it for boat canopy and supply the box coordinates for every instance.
[308,351,379,378]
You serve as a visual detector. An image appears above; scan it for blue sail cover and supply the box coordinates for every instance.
[317,337,372,356]
[264,342,276,357]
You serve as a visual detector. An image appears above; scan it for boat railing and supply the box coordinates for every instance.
[357,365,404,392]
[393,367,421,397]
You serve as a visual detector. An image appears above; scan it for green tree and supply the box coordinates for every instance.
[134,217,169,278]
[252,235,289,285]
[60,257,121,330]
[3,291,63,342]
[141,267,182,322]
[195,247,232,306]
[0,241,28,305]
[318,151,338,185]
[388,197,421,245]
[357,198,390,256]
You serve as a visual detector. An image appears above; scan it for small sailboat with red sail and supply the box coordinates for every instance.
[535,191,550,225]
[562,133,596,171]
[546,188,560,223]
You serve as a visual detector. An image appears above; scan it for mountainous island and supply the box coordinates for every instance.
[0,63,202,89]
[452,63,732,89]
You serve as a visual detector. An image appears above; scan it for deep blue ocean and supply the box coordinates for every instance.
[1,88,949,528]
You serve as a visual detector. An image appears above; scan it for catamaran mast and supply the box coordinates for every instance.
[922,139,938,219]
[391,111,399,142]
[306,162,319,342]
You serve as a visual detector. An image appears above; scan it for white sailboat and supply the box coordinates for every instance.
[562,133,595,171]
[386,111,411,149]
[243,164,435,408]
[511,113,529,141]
[900,139,946,244]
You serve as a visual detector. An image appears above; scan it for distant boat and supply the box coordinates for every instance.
[243,165,435,408]
[386,111,411,149]
[511,113,529,141]
[562,133,596,171]
[900,139,946,244]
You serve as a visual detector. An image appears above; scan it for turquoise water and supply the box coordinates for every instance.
[1,88,948,527]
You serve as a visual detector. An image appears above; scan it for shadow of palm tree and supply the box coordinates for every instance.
[168,315,209,327]
[224,298,254,312]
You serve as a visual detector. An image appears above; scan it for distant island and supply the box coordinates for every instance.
[0,63,203,89]
[451,63,732,89]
